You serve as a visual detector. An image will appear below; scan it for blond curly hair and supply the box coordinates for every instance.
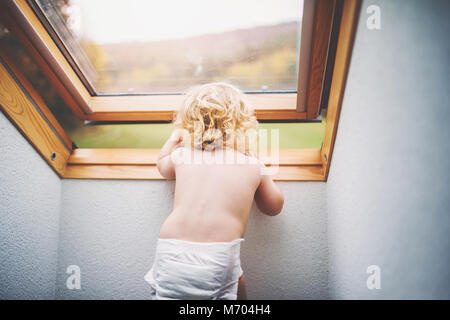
[173,82,258,151]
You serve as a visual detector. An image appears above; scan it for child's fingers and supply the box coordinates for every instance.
[169,130,184,142]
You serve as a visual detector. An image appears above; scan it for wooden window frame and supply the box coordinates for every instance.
[1,0,337,122]
[0,0,360,181]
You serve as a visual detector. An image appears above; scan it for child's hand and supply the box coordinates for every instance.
[159,129,185,162]
[169,130,187,150]
[169,129,184,144]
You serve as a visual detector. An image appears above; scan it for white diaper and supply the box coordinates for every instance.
[144,238,244,300]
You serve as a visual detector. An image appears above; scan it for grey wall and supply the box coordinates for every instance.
[56,179,328,299]
[244,182,328,299]
[326,0,450,299]
[0,112,61,299]
[56,180,173,299]
[2,0,450,300]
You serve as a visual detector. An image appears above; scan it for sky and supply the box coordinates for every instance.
[66,0,303,44]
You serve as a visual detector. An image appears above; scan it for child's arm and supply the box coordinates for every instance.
[157,130,183,179]
[254,174,284,216]
[251,154,284,215]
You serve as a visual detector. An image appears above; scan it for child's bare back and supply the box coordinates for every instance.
[159,147,263,242]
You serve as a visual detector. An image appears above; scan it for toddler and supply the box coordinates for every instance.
[144,83,284,300]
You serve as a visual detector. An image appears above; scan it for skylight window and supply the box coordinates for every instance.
[1,0,359,180]
[35,0,304,95]
[4,0,335,121]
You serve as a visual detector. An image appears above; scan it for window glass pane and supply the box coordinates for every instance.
[35,0,304,94]
[1,18,323,150]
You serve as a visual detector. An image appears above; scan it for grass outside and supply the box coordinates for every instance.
[70,113,326,149]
